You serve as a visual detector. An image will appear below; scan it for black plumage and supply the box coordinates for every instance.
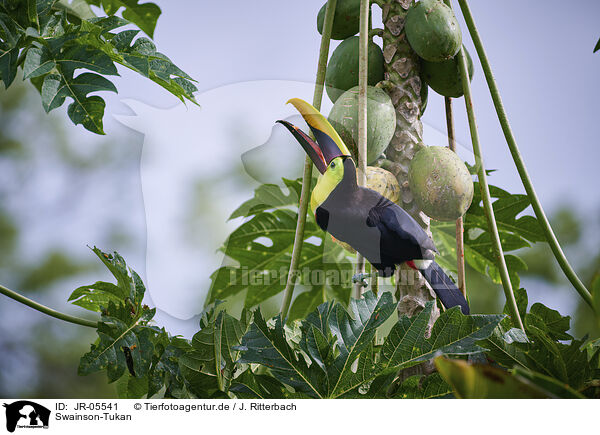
[315,159,469,314]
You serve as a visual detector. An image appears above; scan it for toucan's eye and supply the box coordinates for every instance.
[330,161,336,169]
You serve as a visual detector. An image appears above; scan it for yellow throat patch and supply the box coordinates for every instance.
[310,157,346,214]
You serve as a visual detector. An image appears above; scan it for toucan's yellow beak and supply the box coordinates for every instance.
[278,98,352,171]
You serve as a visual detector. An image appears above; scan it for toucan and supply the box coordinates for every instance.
[277,98,469,315]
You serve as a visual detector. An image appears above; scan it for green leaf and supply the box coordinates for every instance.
[326,292,396,397]
[69,280,124,311]
[230,371,289,399]
[116,374,149,398]
[239,294,503,398]
[23,37,119,133]
[55,0,96,20]
[68,246,144,312]
[207,209,352,308]
[146,330,191,398]
[522,328,591,389]
[78,303,156,382]
[479,323,529,369]
[525,302,572,341]
[594,37,600,53]
[229,178,302,220]
[432,182,543,288]
[378,302,504,374]
[0,47,19,88]
[512,366,585,399]
[87,0,161,37]
[41,72,116,111]
[435,357,553,398]
[23,46,56,79]
[237,310,325,398]
[6,4,195,133]
[393,373,453,399]
[179,309,252,398]
[238,293,395,399]
[288,286,326,323]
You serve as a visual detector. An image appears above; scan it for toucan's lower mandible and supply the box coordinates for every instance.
[277,98,470,314]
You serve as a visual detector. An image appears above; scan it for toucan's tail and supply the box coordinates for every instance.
[418,261,469,315]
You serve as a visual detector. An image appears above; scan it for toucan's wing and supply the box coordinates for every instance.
[367,194,437,261]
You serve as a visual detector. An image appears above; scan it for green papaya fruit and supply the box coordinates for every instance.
[422,46,474,98]
[317,0,361,40]
[325,36,385,103]
[328,86,396,164]
[408,146,474,221]
[405,0,462,62]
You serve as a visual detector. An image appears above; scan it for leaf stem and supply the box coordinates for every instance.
[457,0,593,309]
[444,97,466,297]
[354,0,370,299]
[455,46,524,330]
[0,283,98,328]
[280,0,337,320]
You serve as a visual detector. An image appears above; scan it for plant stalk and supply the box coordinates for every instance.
[444,97,466,297]
[0,283,97,328]
[457,0,593,308]
[456,46,524,330]
[280,0,337,320]
[354,0,370,299]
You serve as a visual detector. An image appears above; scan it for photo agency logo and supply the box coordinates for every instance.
[3,401,50,433]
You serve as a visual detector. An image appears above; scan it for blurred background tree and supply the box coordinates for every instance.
[0,76,145,398]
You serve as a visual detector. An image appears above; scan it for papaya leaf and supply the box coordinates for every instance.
[435,357,553,399]
[479,323,529,369]
[525,302,572,341]
[179,309,252,398]
[288,285,326,323]
[393,373,453,399]
[207,208,352,308]
[0,46,19,88]
[432,182,543,288]
[0,2,195,133]
[74,248,194,398]
[238,293,393,399]
[146,330,191,398]
[594,37,600,53]
[325,292,396,397]
[229,178,303,220]
[23,34,118,133]
[85,0,161,37]
[115,373,148,399]
[78,301,156,382]
[68,246,144,311]
[522,328,591,390]
[229,371,290,399]
[55,0,96,20]
[482,289,599,394]
[239,293,503,398]
[511,366,585,399]
[237,310,325,398]
[378,302,504,375]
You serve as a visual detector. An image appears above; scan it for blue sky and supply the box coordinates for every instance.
[104,0,600,212]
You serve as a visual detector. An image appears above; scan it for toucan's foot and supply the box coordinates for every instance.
[352,273,373,288]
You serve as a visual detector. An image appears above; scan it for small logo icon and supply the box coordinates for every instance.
[3,401,50,433]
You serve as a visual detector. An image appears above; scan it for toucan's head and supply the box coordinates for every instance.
[277,98,354,175]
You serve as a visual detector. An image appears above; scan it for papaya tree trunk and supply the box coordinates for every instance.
[378,0,439,328]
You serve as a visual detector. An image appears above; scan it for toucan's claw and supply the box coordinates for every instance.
[352,273,373,288]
